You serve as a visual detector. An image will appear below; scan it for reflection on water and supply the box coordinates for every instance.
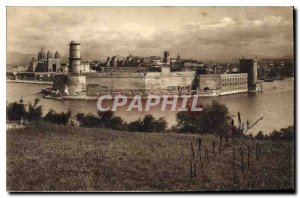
[6,78,294,134]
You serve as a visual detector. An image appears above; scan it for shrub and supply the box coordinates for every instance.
[110,116,126,130]
[43,109,71,125]
[76,113,102,128]
[128,115,167,132]
[76,110,125,130]
[255,131,265,140]
[127,119,142,132]
[268,126,294,141]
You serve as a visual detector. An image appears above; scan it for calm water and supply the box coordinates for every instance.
[7,78,294,134]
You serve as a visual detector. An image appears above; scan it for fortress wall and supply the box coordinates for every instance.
[85,72,146,78]
[85,71,196,96]
[86,73,146,95]
[145,71,195,91]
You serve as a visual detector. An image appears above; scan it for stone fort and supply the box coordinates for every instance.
[52,41,257,97]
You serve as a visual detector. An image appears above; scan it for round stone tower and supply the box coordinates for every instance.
[53,41,86,95]
[69,41,81,73]
[66,41,86,94]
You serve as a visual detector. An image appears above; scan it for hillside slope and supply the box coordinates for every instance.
[6,122,294,192]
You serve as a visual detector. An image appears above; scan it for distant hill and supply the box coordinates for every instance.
[6,51,35,66]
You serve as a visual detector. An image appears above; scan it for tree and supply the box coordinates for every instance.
[26,98,42,121]
[142,115,156,132]
[176,100,231,135]
[6,102,26,121]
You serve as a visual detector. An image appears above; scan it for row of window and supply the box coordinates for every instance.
[222,77,246,81]
[222,81,247,86]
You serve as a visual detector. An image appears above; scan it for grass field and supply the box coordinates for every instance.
[6,122,295,192]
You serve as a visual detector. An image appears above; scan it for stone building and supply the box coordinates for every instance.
[28,48,62,72]
[197,73,248,96]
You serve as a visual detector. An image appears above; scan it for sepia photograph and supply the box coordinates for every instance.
[6,6,295,192]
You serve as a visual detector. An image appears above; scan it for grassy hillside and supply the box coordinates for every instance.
[7,122,294,192]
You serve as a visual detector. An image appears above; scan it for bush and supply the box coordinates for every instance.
[6,98,42,121]
[76,113,102,128]
[110,116,126,130]
[255,131,266,140]
[280,126,294,141]
[269,126,294,141]
[127,119,142,132]
[176,100,230,135]
[128,115,167,132]
[43,109,71,125]
[76,110,126,130]
[254,126,294,141]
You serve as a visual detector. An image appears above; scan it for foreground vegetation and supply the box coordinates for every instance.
[6,99,295,191]
[7,121,294,191]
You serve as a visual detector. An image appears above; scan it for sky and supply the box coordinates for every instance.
[7,7,294,60]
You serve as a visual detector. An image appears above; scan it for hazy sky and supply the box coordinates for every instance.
[7,7,293,60]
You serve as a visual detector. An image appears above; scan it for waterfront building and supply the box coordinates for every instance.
[197,73,248,96]
[51,42,256,98]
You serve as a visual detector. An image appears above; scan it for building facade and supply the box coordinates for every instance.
[29,48,62,73]
[197,73,248,96]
